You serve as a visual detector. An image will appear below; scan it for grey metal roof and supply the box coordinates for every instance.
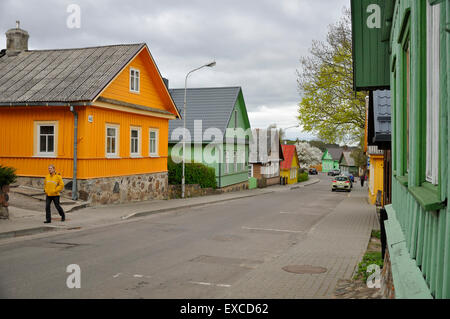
[373,90,391,139]
[0,43,145,104]
[327,148,344,161]
[168,87,241,142]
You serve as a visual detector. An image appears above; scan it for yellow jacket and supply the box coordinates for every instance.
[44,174,64,196]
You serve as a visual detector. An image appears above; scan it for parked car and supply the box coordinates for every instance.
[331,176,352,192]
[327,169,341,176]
[309,168,318,175]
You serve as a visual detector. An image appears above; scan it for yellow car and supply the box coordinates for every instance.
[331,176,351,192]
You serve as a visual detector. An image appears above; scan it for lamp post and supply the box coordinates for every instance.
[182,61,216,199]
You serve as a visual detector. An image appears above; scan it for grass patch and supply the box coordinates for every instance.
[371,230,381,239]
[353,229,383,282]
[353,251,383,282]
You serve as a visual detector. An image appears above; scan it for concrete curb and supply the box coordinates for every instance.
[0,226,58,240]
[121,190,274,220]
[290,178,320,190]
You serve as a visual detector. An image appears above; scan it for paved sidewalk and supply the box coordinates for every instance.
[0,178,320,242]
[220,185,378,299]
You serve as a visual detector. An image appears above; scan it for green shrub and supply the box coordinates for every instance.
[168,157,217,189]
[0,165,17,187]
[297,172,309,183]
[354,251,384,282]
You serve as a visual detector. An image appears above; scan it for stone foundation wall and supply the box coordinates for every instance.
[16,172,168,206]
[380,249,395,299]
[168,180,249,199]
[220,181,249,193]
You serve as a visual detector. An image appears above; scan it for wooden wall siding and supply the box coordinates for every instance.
[0,106,75,178]
[100,49,167,111]
[0,106,73,158]
[76,106,168,178]
[388,0,449,298]
[0,105,169,179]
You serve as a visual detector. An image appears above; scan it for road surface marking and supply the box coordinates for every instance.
[113,273,122,278]
[242,226,304,234]
[188,281,231,288]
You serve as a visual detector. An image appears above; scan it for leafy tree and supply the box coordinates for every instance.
[297,8,367,144]
[350,134,368,171]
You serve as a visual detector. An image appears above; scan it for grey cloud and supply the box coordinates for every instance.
[0,0,349,140]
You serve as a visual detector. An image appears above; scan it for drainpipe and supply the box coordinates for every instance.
[70,105,78,200]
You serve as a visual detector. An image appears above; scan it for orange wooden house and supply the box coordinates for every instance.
[0,25,180,204]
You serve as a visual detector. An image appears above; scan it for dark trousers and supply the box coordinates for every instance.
[45,196,65,221]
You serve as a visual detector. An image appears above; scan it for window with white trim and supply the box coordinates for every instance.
[106,124,119,157]
[248,164,253,178]
[426,2,441,185]
[36,122,57,157]
[130,126,141,157]
[130,68,140,93]
[149,129,159,157]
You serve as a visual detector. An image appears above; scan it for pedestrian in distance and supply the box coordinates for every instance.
[360,174,365,187]
[43,164,65,223]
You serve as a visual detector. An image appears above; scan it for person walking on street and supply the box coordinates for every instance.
[44,164,65,223]
[360,174,365,187]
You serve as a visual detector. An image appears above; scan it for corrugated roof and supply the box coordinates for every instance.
[280,144,298,170]
[168,87,241,142]
[327,147,343,161]
[373,90,391,137]
[0,43,145,104]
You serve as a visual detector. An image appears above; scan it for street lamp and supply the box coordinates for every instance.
[182,61,216,199]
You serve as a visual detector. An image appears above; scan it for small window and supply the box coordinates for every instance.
[248,164,253,178]
[234,151,238,172]
[36,123,57,157]
[130,127,141,157]
[130,68,140,93]
[149,129,159,157]
[106,124,119,157]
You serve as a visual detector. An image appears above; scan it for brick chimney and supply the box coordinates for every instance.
[5,21,29,56]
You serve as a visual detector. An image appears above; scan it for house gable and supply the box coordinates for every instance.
[322,150,332,160]
[226,89,251,131]
[98,46,179,118]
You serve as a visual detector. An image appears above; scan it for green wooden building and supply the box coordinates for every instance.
[321,148,343,173]
[168,87,251,188]
[351,0,449,298]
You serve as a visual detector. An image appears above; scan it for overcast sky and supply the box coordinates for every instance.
[0,0,349,141]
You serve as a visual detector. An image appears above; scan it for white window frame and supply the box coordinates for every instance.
[130,67,140,93]
[106,124,120,158]
[149,128,159,157]
[130,126,141,157]
[426,2,440,185]
[248,164,253,178]
[35,121,58,157]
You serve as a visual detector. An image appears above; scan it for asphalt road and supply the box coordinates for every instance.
[0,174,363,298]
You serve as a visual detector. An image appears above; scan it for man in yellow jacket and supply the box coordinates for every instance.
[43,164,65,223]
